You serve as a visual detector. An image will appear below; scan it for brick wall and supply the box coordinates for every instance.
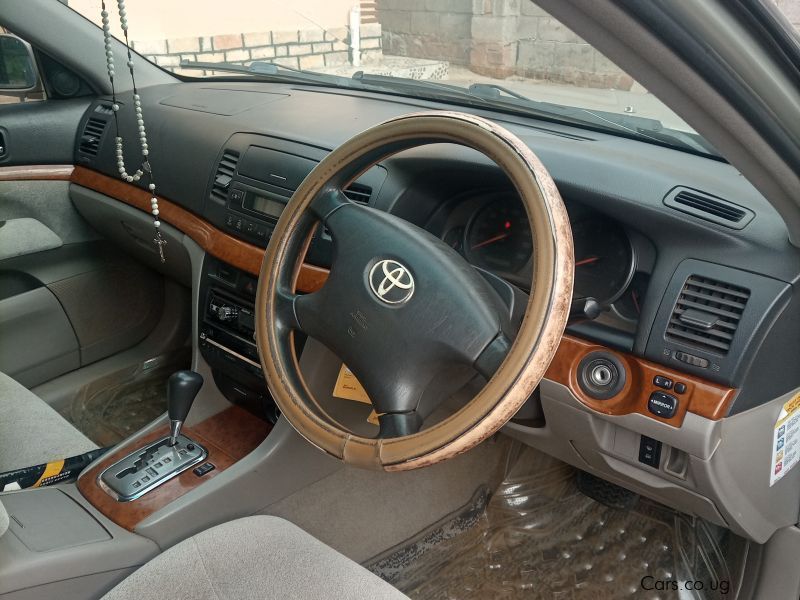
[132,24,383,75]
[376,0,634,89]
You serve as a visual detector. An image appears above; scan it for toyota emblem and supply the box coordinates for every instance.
[369,259,415,304]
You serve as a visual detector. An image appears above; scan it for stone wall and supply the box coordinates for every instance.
[131,24,383,76]
[376,0,633,89]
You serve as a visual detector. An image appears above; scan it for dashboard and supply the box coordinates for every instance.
[72,81,799,418]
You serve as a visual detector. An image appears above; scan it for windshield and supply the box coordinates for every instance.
[69,0,715,156]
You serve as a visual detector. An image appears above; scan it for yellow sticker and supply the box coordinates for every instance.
[367,410,380,426]
[332,364,371,404]
[771,390,800,487]
[332,364,381,426]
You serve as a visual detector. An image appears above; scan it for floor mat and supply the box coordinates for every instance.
[367,445,748,599]
[60,351,190,447]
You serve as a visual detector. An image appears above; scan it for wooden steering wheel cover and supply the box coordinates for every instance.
[255,111,574,471]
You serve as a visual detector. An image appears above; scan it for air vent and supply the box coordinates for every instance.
[94,103,115,116]
[666,275,750,355]
[664,187,754,229]
[78,117,107,157]
[210,149,240,203]
[343,182,372,204]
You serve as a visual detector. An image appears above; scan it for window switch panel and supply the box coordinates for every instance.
[638,435,662,468]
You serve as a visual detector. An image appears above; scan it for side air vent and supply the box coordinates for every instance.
[78,117,107,157]
[94,103,115,116]
[666,275,750,355]
[210,149,240,203]
[664,187,754,229]
[343,182,372,204]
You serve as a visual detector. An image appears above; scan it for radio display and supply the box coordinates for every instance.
[247,194,285,219]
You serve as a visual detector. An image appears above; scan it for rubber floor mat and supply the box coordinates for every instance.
[60,351,190,447]
[368,445,748,599]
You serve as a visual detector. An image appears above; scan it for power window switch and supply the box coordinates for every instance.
[638,436,662,468]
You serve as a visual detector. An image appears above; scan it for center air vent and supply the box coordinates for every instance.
[210,149,240,203]
[664,187,754,229]
[342,182,372,204]
[666,275,750,355]
[78,117,107,157]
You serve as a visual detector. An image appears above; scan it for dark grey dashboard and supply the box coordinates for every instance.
[74,80,800,415]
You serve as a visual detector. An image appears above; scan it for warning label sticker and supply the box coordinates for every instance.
[332,363,380,426]
[770,392,800,487]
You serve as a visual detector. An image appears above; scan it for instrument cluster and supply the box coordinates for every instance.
[437,193,652,330]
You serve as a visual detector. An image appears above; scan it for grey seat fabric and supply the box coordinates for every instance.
[102,515,408,599]
[0,370,97,473]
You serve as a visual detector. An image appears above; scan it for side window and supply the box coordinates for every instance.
[0,27,44,105]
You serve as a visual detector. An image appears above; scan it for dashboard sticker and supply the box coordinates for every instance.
[333,364,370,404]
[332,364,380,426]
[770,391,800,487]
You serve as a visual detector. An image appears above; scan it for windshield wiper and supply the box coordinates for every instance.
[179,60,350,86]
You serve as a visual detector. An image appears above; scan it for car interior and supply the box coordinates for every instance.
[0,0,799,598]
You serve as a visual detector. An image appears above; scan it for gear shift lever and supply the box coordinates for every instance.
[168,370,203,446]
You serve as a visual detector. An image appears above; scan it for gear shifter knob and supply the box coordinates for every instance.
[167,370,203,446]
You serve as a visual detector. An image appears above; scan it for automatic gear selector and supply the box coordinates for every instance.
[98,370,207,502]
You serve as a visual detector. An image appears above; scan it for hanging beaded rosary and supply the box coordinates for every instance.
[101,0,166,262]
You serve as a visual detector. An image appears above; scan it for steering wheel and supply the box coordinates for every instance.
[255,112,573,471]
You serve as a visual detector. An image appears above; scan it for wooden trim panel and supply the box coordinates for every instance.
[77,406,271,531]
[545,335,737,424]
[0,164,74,181]
[70,166,329,293]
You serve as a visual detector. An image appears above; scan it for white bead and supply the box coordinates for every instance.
[127,60,134,68]
[108,69,115,77]
[136,119,144,126]
[126,175,134,182]
[133,93,140,101]
[132,174,141,181]
[101,9,108,17]
[134,100,141,108]
[148,184,156,191]
[112,103,119,111]
[154,220,161,228]
[151,209,159,216]
[142,149,149,156]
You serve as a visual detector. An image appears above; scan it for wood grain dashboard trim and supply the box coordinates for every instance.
[545,335,737,424]
[70,166,329,293]
[77,406,271,531]
[0,164,74,181]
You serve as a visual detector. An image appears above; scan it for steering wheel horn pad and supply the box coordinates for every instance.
[256,111,573,470]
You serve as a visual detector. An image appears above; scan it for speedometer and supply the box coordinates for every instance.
[464,196,533,273]
[572,218,635,305]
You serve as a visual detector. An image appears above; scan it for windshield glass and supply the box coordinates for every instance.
[69,0,714,156]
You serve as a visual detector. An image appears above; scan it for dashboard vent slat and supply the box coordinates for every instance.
[663,187,754,229]
[78,117,107,157]
[665,275,750,356]
[210,149,240,204]
[342,183,372,204]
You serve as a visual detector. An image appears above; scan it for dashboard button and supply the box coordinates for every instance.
[233,218,243,231]
[674,351,709,368]
[674,382,687,394]
[648,391,678,419]
[653,375,673,389]
[639,435,662,468]
[229,188,244,202]
[245,221,257,234]
[225,214,235,227]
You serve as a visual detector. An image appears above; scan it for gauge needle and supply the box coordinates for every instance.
[471,232,509,250]
[575,256,600,266]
